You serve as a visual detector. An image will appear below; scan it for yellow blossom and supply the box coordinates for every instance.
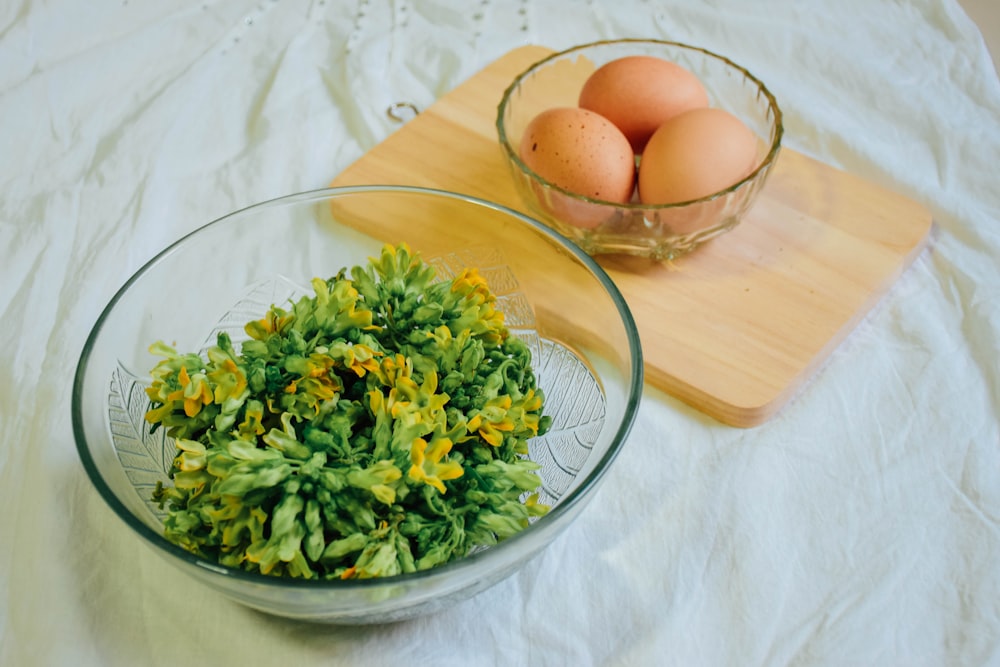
[178,366,213,417]
[245,308,294,339]
[408,437,463,493]
[332,342,381,377]
[468,395,515,447]
[237,400,266,437]
[207,358,247,404]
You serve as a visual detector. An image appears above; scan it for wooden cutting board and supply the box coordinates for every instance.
[331,45,933,427]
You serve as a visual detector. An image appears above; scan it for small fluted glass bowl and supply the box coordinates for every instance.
[497,39,783,260]
[72,185,643,624]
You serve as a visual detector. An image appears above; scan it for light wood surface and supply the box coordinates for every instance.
[331,45,933,427]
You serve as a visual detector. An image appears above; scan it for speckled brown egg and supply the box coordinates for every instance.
[518,107,635,205]
[579,55,709,154]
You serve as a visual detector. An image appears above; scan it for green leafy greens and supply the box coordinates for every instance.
[145,244,551,579]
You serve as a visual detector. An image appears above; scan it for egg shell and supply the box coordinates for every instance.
[638,107,758,206]
[579,55,709,153]
[518,107,636,208]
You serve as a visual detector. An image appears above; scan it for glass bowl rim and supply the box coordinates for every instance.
[496,37,785,210]
[71,183,644,592]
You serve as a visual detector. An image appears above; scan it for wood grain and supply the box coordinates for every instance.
[331,45,933,427]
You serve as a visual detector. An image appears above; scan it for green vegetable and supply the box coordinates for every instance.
[146,244,551,579]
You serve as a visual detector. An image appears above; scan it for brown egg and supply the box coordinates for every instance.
[518,107,636,205]
[579,55,709,153]
[519,107,635,226]
[638,107,758,206]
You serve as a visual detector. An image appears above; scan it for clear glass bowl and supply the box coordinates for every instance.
[497,38,783,260]
[71,185,643,624]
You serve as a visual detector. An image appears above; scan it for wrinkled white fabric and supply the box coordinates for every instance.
[2,1,999,665]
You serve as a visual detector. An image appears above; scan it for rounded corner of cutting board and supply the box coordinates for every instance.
[679,381,791,429]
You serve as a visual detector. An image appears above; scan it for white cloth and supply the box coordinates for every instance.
[2,1,999,665]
